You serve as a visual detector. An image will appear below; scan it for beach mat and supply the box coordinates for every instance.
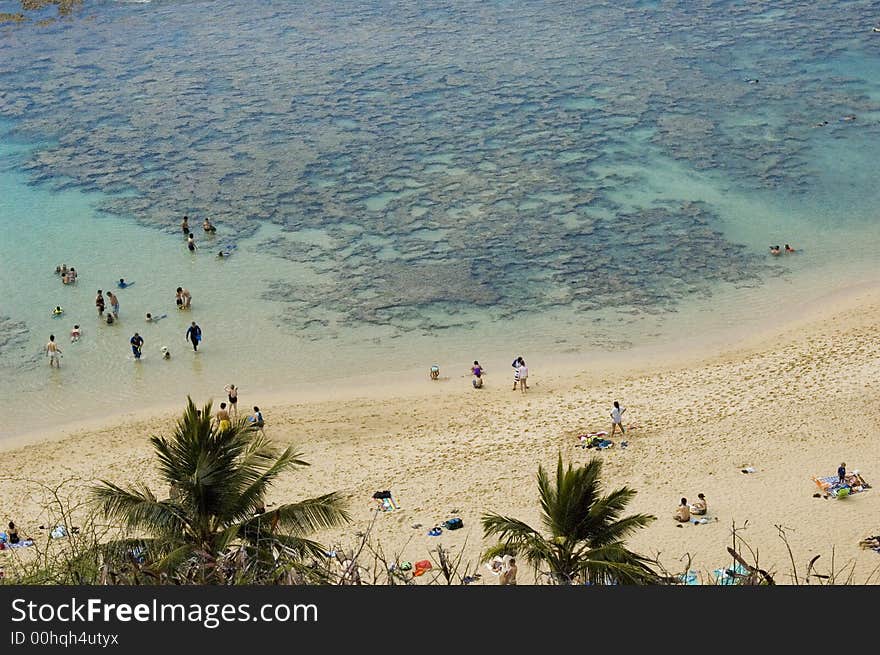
[813,473,870,498]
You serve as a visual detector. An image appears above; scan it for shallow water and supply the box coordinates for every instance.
[0,0,879,436]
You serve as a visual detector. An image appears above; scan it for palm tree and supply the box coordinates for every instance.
[482,454,659,585]
[91,398,349,583]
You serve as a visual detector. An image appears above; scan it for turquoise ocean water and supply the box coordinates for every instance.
[1,0,879,437]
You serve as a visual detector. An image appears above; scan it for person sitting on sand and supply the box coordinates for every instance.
[674,498,690,523]
[859,536,880,549]
[690,493,707,515]
[471,360,484,389]
[499,558,518,586]
[430,364,440,380]
[7,521,20,545]
[769,245,781,255]
[784,244,796,253]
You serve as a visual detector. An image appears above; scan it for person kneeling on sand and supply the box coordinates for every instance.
[674,498,690,523]
[471,361,484,388]
[690,493,707,515]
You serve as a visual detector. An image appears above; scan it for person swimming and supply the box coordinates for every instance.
[784,244,796,253]
[146,312,167,322]
[117,278,134,289]
[218,250,230,258]
[769,245,781,255]
[52,306,64,316]
[203,218,217,233]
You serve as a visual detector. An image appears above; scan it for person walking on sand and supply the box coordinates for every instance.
[185,321,202,351]
[610,401,626,437]
[216,403,231,431]
[95,290,105,316]
[46,335,62,368]
[107,290,120,318]
[225,384,239,417]
[512,356,522,390]
[517,359,529,393]
[130,332,144,360]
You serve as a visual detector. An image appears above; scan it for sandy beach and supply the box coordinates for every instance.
[3,282,880,584]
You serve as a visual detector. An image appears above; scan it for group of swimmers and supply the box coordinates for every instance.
[54,264,77,285]
[769,244,796,256]
[181,215,233,257]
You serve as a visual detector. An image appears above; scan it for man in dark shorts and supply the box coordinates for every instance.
[96,290,105,315]
[185,321,202,351]
[130,332,144,360]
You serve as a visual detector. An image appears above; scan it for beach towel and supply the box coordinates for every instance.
[413,560,433,577]
[6,539,35,549]
[679,570,700,586]
[712,563,749,585]
[813,473,870,498]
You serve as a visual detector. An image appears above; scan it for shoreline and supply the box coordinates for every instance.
[6,275,878,451]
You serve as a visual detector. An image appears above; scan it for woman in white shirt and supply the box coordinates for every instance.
[610,401,625,437]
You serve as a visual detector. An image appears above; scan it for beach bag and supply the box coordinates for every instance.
[372,490,392,500]
[444,517,463,531]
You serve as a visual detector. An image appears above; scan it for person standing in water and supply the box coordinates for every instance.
[181,215,190,234]
[95,290,105,316]
[107,290,120,318]
[187,233,197,252]
[216,403,231,431]
[176,287,192,309]
[224,384,239,418]
[185,321,202,351]
[46,335,62,368]
[610,401,626,438]
[130,332,144,360]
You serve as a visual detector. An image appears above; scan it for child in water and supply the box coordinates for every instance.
[70,325,81,342]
